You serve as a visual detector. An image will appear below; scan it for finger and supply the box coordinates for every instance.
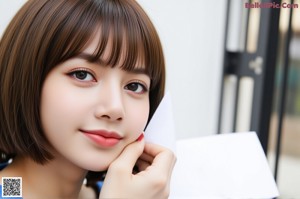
[135,158,151,172]
[143,142,167,156]
[144,143,176,192]
[107,134,145,178]
[139,152,154,163]
[143,143,176,176]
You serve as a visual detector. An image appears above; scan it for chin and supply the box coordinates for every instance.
[77,150,123,172]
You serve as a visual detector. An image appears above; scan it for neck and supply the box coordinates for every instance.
[4,155,88,199]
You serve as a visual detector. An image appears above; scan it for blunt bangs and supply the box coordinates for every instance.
[50,0,165,90]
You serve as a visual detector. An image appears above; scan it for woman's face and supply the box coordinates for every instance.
[40,33,150,171]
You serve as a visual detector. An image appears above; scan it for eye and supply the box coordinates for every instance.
[125,81,147,94]
[68,68,96,82]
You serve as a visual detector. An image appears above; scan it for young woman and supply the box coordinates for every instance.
[0,0,176,198]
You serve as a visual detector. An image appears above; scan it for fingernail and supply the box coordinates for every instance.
[136,133,144,141]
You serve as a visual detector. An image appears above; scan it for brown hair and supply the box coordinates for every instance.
[0,0,165,164]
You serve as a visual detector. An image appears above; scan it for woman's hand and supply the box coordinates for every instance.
[99,134,176,199]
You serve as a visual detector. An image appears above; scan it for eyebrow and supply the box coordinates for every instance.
[75,52,149,76]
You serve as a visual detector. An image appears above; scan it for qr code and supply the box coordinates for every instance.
[2,177,22,197]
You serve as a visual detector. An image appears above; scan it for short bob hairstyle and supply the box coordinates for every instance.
[0,0,165,164]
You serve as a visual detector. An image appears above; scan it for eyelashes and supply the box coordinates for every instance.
[67,67,149,94]
[68,68,96,82]
[125,80,148,94]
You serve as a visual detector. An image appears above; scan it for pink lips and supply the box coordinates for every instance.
[81,129,122,147]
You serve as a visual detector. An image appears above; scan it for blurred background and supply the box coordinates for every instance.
[1,0,299,198]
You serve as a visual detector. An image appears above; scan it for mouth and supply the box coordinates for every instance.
[80,129,123,147]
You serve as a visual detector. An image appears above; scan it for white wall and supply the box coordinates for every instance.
[0,1,227,139]
[137,1,227,138]
[0,0,25,38]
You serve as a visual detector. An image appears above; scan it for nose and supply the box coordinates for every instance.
[94,83,125,122]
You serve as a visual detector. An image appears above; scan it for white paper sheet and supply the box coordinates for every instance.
[171,132,279,198]
[145,93,279,199]
[145,92,176,152]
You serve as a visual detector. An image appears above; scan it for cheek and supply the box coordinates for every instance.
[40,78,84,135]
[126,100,150,135]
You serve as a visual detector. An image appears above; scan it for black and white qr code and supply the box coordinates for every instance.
[2,177,22,197]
